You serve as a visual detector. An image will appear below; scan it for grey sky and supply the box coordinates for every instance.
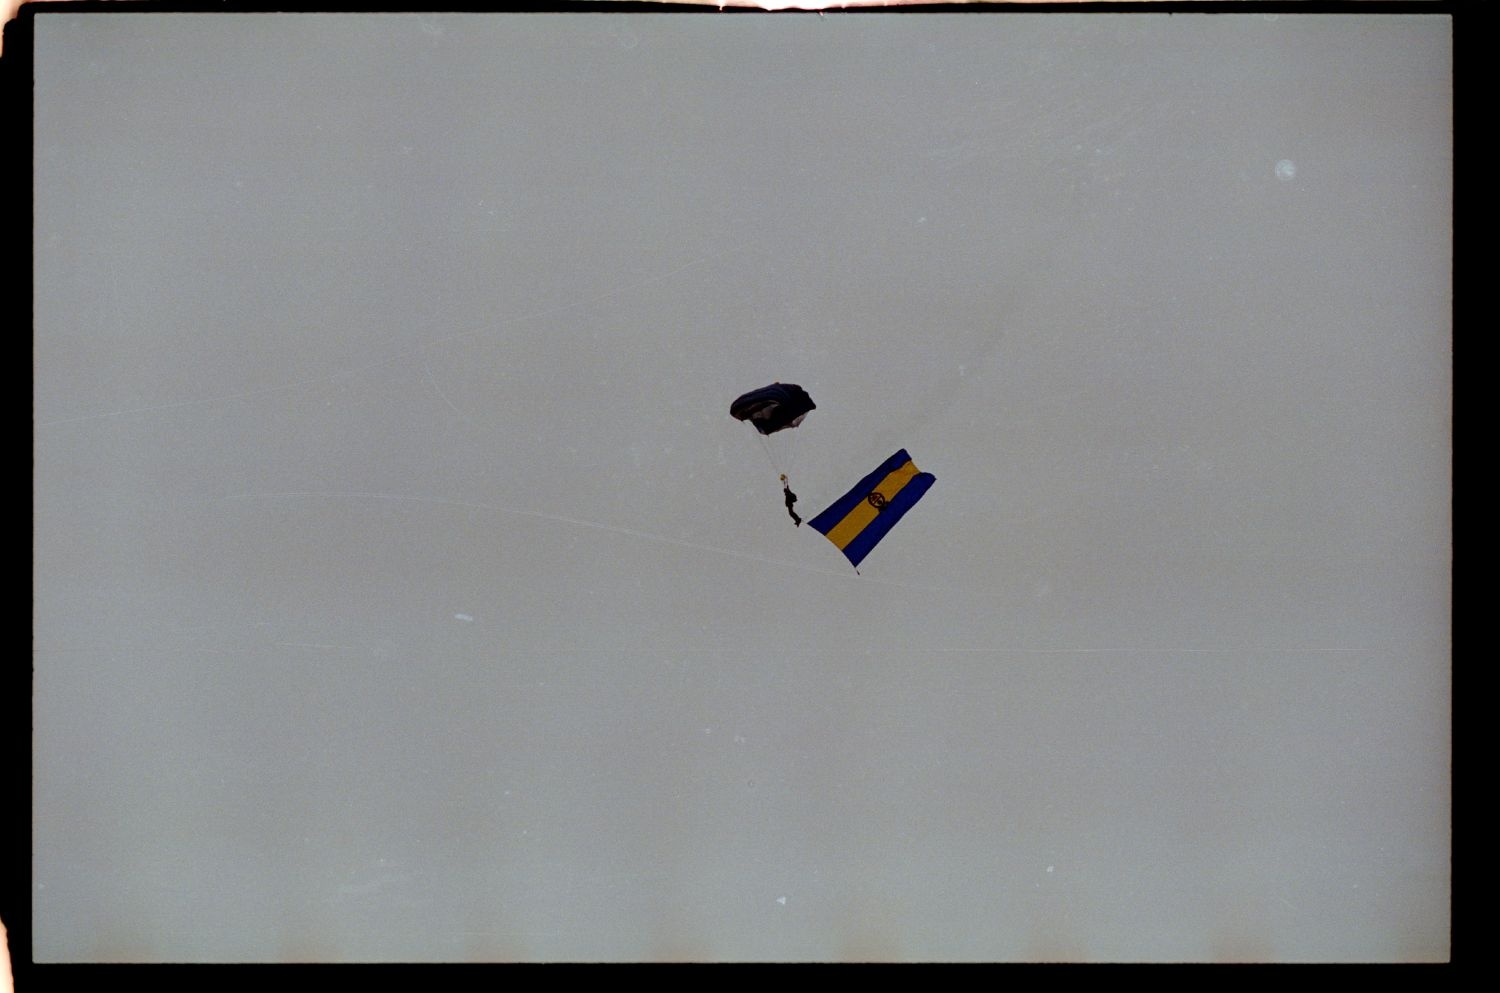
[33,12,1449,961]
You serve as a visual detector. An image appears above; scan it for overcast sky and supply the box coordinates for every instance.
[33,11,1449,962]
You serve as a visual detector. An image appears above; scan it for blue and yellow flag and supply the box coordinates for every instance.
[808,449,935,568]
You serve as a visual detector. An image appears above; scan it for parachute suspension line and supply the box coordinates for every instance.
[755,432,783,483]
[779,417,799,478]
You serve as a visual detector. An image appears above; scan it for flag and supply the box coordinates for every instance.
[808,449,935,568]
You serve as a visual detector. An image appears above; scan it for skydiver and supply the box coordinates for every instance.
[781,474,802,526]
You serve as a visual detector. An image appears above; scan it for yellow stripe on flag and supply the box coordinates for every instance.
[823,460,921,550]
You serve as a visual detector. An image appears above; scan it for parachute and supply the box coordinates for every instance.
[729,383,816,436]
[732,382,815,516]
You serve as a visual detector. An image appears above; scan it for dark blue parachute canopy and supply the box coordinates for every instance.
[730,383,816,436]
